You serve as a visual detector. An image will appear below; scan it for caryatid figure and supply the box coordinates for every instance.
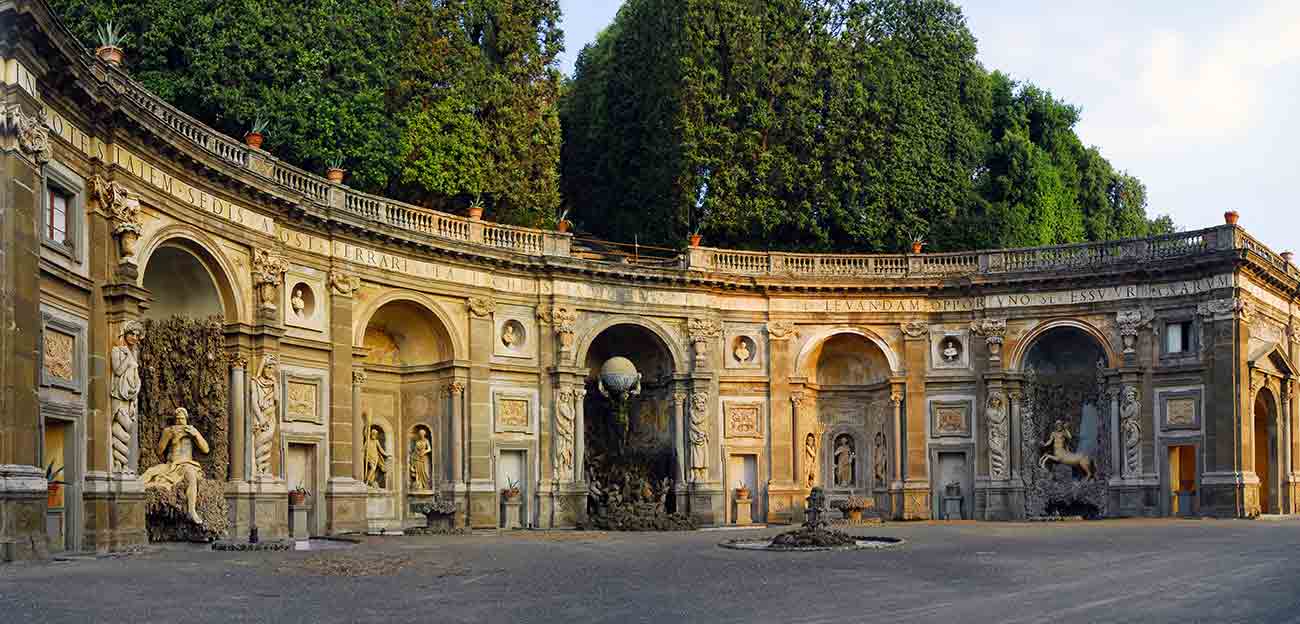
[110,321,145,473]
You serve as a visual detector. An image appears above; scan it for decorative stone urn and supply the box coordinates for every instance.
[1224,210,1239,225]
[326,167,345,183]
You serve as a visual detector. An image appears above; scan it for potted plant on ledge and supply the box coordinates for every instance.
[735,482,751,501]
[244,116,269,150]
[556,208,572,233]
[501,478,521,502]
[414,494,458,531]
[467,194,485,220]
[45,460,64,509]
[836,495,871,523]
[910,233,926,254]
[288,484,309,507]
[95,21,130,66]
[326,155,345,184]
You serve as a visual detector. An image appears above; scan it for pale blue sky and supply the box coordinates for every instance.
[557,1,1300,254]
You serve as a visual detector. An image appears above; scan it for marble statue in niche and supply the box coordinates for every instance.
[501,322,519,347]
[409,426,433,491]
[291,288,306,318]
[110,320,145,474]
[940,336,962,363]
[251,355,279,477]
[365,425,391,488]
[833,434,856,487]
[142,408,210,525]
[733,336,754,363]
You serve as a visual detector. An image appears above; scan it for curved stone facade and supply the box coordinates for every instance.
[2,0,1299,557]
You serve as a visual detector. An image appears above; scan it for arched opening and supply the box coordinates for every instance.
[1021,325,1111,518]
[135,239,235,541]
[1253,390,1276,515]
[801,332,894,506]
[359,299,456,528]
[142,244,225,321]
[582,323,683,525]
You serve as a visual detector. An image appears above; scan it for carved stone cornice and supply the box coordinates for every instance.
[468,296,496,318]
[1198,297,1249,322]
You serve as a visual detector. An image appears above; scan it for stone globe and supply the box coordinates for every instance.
[598,356,641,398]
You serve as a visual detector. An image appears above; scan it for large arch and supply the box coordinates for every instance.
[1009,318,1119,372]
[574,315,689,374]
[352,291,464,362]
[793,327,901,379]
[1253,386,1279,515]
[137,226,244,323]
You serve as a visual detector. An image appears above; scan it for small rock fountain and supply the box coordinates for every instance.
[720,487,903,552]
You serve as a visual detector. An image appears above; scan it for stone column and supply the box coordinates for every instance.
[228,355,248,482]
[351,370,367,482]
[1198,298,1248,516]
[765,320,799,522]
[442,379,467,527]
[0,100,48,560]
[466,296,496,528]
[327,270,358,480]
[573,387,587,483]
[889,388,904,519]
[671,389,687,484]
[902,325,930,520]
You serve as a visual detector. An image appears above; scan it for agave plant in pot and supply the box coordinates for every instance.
[45,460,65,508]
[325,155,345,184]
[501,478,521,501]
[244,116,269,150]
[95,21,130,66]
[288,483,309,506]
[734,481,751,501]
[555,208,572,233]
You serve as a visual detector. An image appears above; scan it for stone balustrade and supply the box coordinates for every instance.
[102,58,1293,280]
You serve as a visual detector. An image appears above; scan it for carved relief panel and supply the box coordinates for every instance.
[281,369,327,426]
[723,401,763,438]
[929,399,973,438]
[493,391,534,434]
[724,325,764,370]
[1157,387,1203,431]
[40,309,86,393]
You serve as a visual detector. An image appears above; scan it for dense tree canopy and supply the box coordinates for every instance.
[51,0,1170,249]
[51,0,563,226]
[561,0,1173,250]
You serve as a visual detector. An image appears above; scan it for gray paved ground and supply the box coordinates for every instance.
[3,518,1300,623]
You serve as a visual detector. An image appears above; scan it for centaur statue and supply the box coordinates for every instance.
[1039,419,1095,480]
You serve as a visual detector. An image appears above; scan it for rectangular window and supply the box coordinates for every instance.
[1166,321,1193,354]
[48,187,69,244]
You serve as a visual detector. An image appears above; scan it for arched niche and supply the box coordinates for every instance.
[580,322,680,508]
[360,300,456,367]
[1018,324,1113,518]
[575,316,688,375]
[794,328,900,382]
[139,235,239,322]
[1010,319,1117,373]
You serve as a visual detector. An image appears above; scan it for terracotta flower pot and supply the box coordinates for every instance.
[689,234,703,247]
[735,487,751,501]
[556,219,571,233]
[244,132,264,150]
[1224,210,1239,225]
[326,167,345,183]
[96,46,123,66]
[468,206,484,220]
[911,242,924,254]
[847,508,863,522]
[289,491,307,506]
[47,483,62,509]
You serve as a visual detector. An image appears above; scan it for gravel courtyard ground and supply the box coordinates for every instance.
[3,518,1299,623]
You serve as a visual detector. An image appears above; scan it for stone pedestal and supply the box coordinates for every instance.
[324,477,368,534]
[502,499,522,529]
[551,483,586,528]
[733,497,752,526]
[82,471,146,553]
[290,504,310,539]
[688,483,724,526]
[0,464,49,560]
[942,496,963,520]
[764,484,802,524]
[227,479,289,540]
